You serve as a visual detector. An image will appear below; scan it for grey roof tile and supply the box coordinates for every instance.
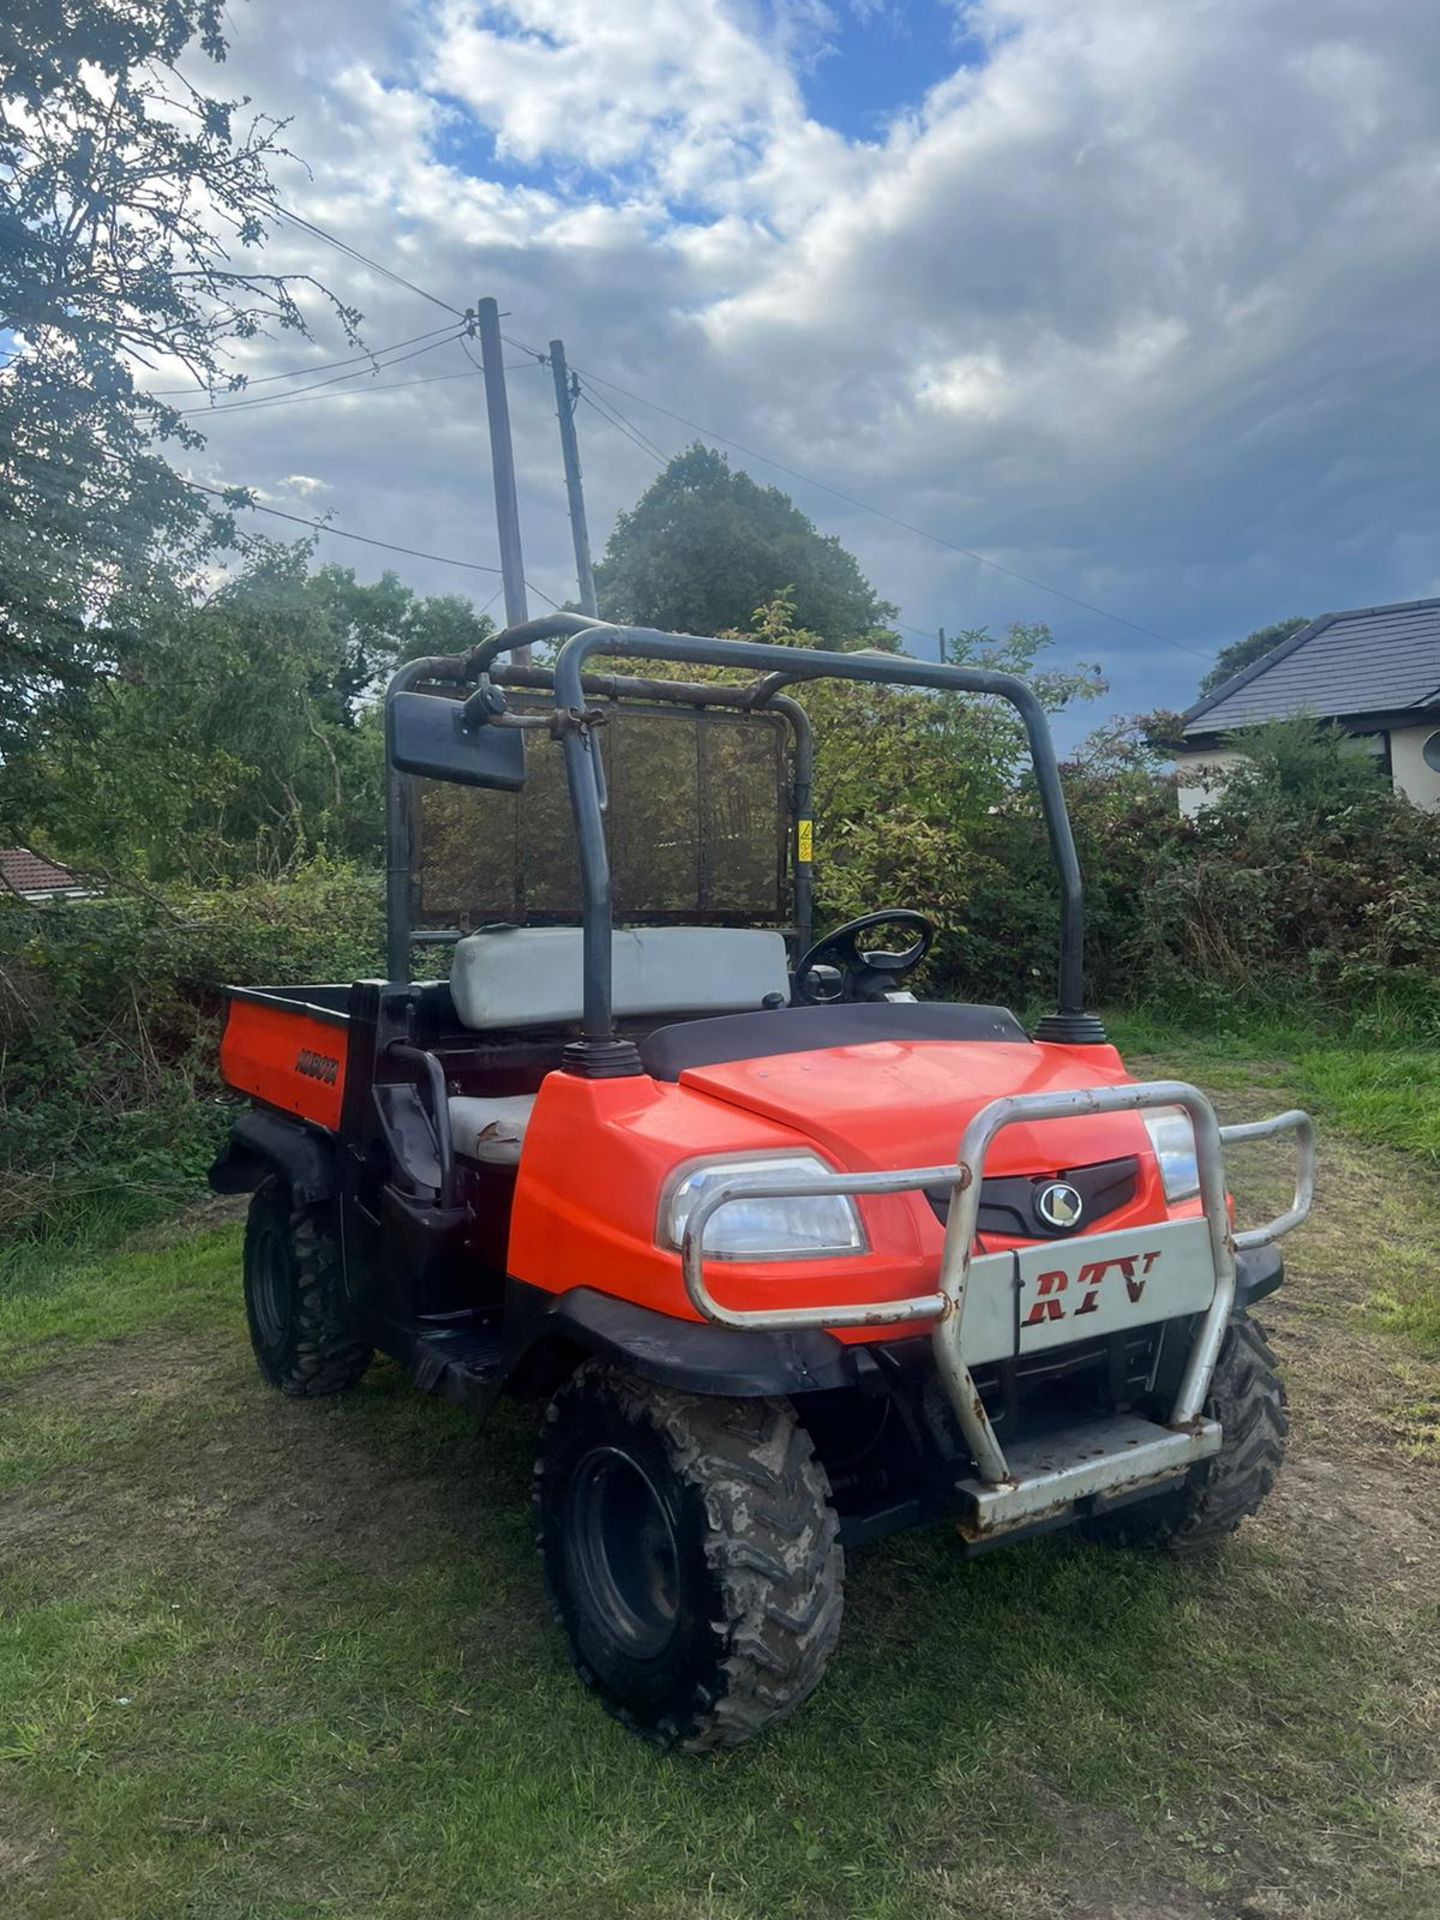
[1182,598,1440,738]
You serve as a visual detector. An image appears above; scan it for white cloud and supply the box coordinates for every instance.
[173,0,1440,729]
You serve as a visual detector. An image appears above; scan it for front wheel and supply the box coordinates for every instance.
[1081,1311,1288,1552]
[535,1363,844,1752]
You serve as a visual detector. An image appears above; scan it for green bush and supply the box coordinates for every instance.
[0,860,382,1245]
[821,704,1440,1038]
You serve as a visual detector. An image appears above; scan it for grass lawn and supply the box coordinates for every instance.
[2,1037,1438,1919]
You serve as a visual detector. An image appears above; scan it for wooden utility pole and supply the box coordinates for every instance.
[548,338,598,617]
[475,296,531,661]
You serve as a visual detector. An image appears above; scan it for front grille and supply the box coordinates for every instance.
[926,1155,1139,1240]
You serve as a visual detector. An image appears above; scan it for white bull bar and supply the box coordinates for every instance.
[680,1082,1315,1531]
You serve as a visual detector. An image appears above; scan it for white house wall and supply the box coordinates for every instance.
[1389,724,1440,812]
[1175,748,1247,820]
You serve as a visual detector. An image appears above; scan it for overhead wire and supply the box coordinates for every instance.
[270,203,466,317]
[175,331,465,417]
[144,322,460,397]
[579,383,672,464]
[180,367,484,419]
[178,354,538,419]
[577,388,671,468]
[562,360,1210,661]
[572,379,938,646]
[187,479,564,604]
[458,335,546,377]
[188,481,503,571]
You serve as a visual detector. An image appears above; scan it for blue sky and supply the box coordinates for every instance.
[155,0,1440,746]
[800,3,979,137]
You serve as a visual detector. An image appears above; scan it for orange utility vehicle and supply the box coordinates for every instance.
[212,615,1315,1750]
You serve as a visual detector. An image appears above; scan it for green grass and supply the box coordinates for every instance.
[1105,1008,1440,1162]
[0,1216,240,1383]
[2,1056,1438,1917]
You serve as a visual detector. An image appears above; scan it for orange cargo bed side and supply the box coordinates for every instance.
[219,988,350,1133]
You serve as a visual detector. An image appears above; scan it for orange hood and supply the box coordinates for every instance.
[675,1036,1153,1179]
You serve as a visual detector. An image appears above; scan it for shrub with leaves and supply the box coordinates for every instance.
[0,860,382,1239]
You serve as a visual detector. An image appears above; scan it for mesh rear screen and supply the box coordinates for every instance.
[410,699,791,928]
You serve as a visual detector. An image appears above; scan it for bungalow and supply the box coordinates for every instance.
[0,848,93,902]
[1176,597,1440,817]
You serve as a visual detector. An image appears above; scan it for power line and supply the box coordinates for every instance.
[179,366,485,419]
[578,388,670,467]
[573,382,946,647]
[271,203,466,318]
[176,332,464,417]
[189,480,563,609]
[191,481,501,570]
[581,383,672,464]
[565,361,1209,661]
[144,323,460,398]
[455,334,546,382]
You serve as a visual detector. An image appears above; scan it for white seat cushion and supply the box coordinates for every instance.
[449,925,790,1031]
[448,1093,537,1166]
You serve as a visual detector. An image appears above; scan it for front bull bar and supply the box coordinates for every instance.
[680,1081,1314,1492]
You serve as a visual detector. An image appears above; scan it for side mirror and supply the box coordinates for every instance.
[386,691,526,791]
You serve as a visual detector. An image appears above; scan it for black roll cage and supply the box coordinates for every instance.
[385,613,1103,1074]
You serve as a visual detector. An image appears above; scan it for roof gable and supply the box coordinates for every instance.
[1183,598,1440,739]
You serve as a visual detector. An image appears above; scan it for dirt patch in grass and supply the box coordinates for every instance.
[0,1789,63,1898]
[1,1328,228,1414]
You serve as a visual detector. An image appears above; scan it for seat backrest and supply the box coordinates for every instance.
[449,925,791,1032]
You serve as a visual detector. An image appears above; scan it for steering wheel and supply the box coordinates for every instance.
[792,909,936,1005]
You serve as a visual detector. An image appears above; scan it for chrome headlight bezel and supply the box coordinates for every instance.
[658,1151,868,1262]
[1142,1105,1201,1204]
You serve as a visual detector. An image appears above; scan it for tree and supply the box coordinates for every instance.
[1197,616,1310,699]
[5,548,493,881]
[713,597,1103,998]
[593,445,899,647]
[0,0,358,748]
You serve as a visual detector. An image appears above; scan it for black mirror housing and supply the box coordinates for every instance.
[386,692,526,791]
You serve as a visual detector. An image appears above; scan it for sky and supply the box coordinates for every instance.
[162,0,1440,741]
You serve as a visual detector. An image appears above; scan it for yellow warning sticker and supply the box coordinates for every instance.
[797,819,813,863]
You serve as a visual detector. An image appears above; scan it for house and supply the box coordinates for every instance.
[1176,597,1440,817]
[0,848,93,902]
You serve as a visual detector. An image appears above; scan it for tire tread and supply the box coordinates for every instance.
[535,1363,843,1753]
[244,1178,371,1397]
[1083,1313,1288,1552]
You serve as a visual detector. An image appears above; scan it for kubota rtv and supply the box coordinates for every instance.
[211,614,1314,1750]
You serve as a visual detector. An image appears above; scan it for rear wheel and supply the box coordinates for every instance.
[1081,1311,1288,1552]
[243,1178,371,1396]
[535,1363,843,1752]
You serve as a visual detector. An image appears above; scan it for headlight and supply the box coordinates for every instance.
[659,1153,867,1261]
[1142,1106,1200,1203]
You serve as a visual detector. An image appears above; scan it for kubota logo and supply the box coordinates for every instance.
[1036,1181,1084,1229]
[295,1048,340,1086]
[1022,1249,1163,1328]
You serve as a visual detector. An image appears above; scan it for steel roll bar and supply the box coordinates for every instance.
[385,614,1096,1047]
[681,1083,1315,1487]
